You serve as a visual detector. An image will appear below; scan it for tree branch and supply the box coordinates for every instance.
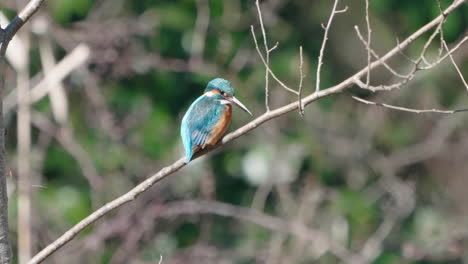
[315,0,344,93]
[351,95,468,114]
[29,0,467,263]
[1,0,46,50]
[250,26,299,95]
[255,0,275,111]
[0,0,46,263]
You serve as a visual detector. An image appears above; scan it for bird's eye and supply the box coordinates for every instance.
[222,92,227,96]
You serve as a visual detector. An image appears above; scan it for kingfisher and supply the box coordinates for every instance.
[181,78,252,163]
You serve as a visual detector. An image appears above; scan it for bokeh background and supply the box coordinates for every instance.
[1,0,468,263]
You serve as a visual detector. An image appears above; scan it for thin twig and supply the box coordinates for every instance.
[354,76,412,92]
[395,38,417,64]
[434,0,468,91]
[435,0,467,91]
[255,0,272,111]
[417,35,467,70]
[365,0,372,86]
[351,95,468,114]
[354,26,408,78]
[29,1,468,262]
[442,39,468,91]
[315,0,343,93]
[250,26,299,95]
[354,17,448,92]
[298,46,305,116]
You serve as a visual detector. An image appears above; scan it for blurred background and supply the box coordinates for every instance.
[1,0,468,263]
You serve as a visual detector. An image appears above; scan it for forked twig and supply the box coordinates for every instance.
[250,26,299,95]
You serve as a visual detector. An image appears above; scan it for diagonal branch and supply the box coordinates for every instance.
[351,95,468,114]
[28,0,467,263]
[1,0,46,44]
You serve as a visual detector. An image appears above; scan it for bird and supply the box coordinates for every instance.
[181,78,252,164]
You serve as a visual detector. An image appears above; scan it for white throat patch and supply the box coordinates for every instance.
[205,91,216,97]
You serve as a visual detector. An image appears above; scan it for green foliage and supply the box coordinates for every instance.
[49,0,93,24]
[335,189,377,238]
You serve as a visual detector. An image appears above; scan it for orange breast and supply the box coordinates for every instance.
[204,105,232,147]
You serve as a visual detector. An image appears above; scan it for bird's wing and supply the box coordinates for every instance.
[185,97,224,147]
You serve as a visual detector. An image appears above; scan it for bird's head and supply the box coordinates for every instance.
[204,78,252,116]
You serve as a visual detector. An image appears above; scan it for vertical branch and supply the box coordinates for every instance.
[0,42,11,264]
[365,0,372,86]
[255,0,275,112]
[298,46,305,116]
[0,1,46,262]
[17,29,32,264]
[251,27,296,95]
[315,0,344,93]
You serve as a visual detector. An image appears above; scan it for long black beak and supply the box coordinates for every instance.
[229,96,253,116]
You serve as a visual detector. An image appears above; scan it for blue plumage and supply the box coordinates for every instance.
[181,95,225,163]
[181,78,252,163]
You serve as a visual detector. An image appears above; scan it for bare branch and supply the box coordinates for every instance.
[335,6,349,13]
[442,39,468,91]
[353,77,412,92]
[0,0,46,262]
[250,26,299,95]
[0,0,46,55]
[354,17,449,92]
[419,35,468,70]
[315,0,345,93]
[354,26,408,78]
[29,1,468,262]
[255,0,272,111]
[298,46,305,116]
[351,95,468,114]
[365,0,372,86]
[433,0,468,91]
